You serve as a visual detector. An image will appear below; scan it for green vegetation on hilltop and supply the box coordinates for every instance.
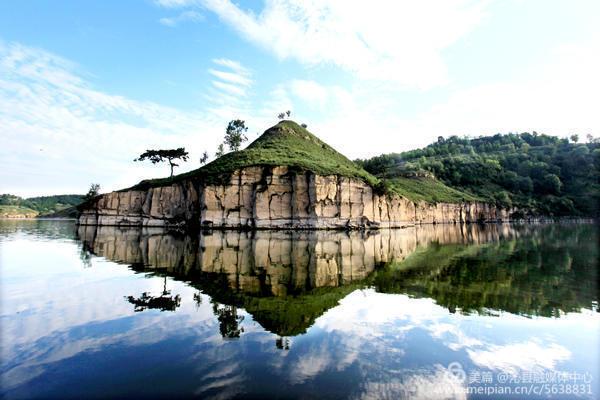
[129,121,378,190]
[357,133,600,216]
[206,121,377,183]
[0,194,84,217]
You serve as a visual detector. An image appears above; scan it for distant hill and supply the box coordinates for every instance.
[356,133,600,217]
[0,205,39,218]
[0,194,84,218]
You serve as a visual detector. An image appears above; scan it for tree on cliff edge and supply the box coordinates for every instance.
[224,119,248,152]
[134,148,189,178]
[84,183,100,201]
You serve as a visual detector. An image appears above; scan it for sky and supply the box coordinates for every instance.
[1,0,599,197]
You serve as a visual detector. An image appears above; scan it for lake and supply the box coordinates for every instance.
[0,220,598,399]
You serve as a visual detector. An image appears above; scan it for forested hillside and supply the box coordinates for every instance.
[0,194,84,216]
[357,133,599,217]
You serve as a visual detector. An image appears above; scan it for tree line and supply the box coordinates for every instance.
[0,194,85,213]
[356,132,599,217]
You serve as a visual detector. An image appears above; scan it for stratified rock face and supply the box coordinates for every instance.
[77,224,515,296]
[78,166,510,228]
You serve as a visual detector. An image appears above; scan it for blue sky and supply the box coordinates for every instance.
[1,0,599,197]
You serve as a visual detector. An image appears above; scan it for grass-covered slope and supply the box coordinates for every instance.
[206,121,377,184]
[130,121,378,190]
[0,205,39,217]
[38,206,79,218]
[388,176,481,203]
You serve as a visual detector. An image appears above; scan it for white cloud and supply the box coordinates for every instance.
[159,10,204,27]
[358,368,467,400]
[274,34,600,159]
[0,41,284,197]
[0,41,226,196]
[205,58,256,121]
[153,1,599,159]
[183,0,491,89]
[212,80,247,96]
[3,14,598,195]
[468,342,571,375]
[208,69,252,87]
[212,58,249,75]
[290,80,328,106]
[288,345,332,384]
[258,84,293,120]
[416,37,600,137]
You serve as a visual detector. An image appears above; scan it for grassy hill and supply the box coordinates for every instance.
[129,121,378,190]
[127,121,477,203]
[357,133,600,216]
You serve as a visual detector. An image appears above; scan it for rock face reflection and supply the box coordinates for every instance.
[76,223,598,335]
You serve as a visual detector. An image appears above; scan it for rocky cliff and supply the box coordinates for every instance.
[78,165,510,229]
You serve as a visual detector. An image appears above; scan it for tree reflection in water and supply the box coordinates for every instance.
[276,337,290,350]
[193,291,203,309]
[212,302,244,338]
[125,276,181,312]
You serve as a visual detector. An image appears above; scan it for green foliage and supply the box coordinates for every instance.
[215,143,225,158]
[224,119,248,152]
[373,179,392,196]
[0,194,84,215]
[494,190,512,209]
[277,111,291,120]
[135,147,189,177]
[84,183,101,201]
[570,134,579,143]
[199,151,209,165]
[358,132,600,216]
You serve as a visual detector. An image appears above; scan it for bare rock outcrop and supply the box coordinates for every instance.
[78,166,510,228]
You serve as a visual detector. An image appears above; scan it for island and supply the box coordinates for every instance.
[77,121,511,229]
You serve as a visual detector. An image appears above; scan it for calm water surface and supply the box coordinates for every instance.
[0,220,598,399]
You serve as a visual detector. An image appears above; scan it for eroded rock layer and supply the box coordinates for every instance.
[78,166,510,228]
